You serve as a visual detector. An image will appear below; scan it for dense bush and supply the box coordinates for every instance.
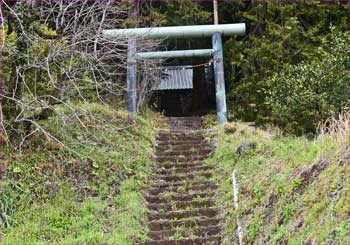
[221,2,349,132]
[266,30,350,134]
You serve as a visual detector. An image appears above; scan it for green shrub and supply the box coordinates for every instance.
[266,30,350,134]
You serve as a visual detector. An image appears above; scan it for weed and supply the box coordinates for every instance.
[282,202,296,223]
[246,217,262,242]
[177,186,186,193]
[2,103,156,244]
[207,119,350,244]
[252,183,265,200]
[335,221,349,242]
[169,229,184,240]
[291,177,303,192]
[271,225,286,243]
[192,196,206,202]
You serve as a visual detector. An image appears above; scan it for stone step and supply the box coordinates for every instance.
[158,130,204,137]
[156,142,214,151]
[147,199,215,212]
[148,207,219,220]
[156,133,204,141]
[147,216,220,231]
[145,190,215,203]
[156,139,206,146]
[155,165,213,176]
[168,116,203,121]
[147,182,218,195]
[168,117,204,131]
[149,179,215,189]
[149,224,220,241]
[156,154,212,163]
[155,161,208,169]
[158,129,206,134]
[152,170,212,182]
[144,235,221,245]
[156,148,213,157]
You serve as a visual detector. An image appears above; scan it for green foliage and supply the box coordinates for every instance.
[221,2,349,131]
[140,2,212,26]
[246,216,262,242]
[266,30,350,134]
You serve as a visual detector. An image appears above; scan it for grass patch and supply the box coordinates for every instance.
[207,121,350,244]
[2,103,160,244]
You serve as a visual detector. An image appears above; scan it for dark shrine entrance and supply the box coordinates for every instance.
[151,62,216,117]
[155,89,193,116]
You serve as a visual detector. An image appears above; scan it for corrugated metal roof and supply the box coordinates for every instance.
[153,68,193,90]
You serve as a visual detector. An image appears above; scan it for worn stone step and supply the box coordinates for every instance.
[155,165,213,176]
[147,199,215,212]
[153,170,212,182]
[158,130,204,137]
[156,160,208,169]
[156,143,215,153]
[147,182,218,195]
[156,143,214,152]
[145,235,221,245]
[156,154,212,163]
[147,216,220,231]
[156,148,213,157]
[145,190,215,203]
[168,117,203,122]
[156,133,204,141]
[156,139,206,146]
[168,117,204,131]
[149,179,215,189]
[168,116,203,121]
[149,224,220,241]
[148,207,219,220]
[159,129,206,134]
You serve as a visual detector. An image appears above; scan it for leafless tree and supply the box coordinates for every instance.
[1,1,162,153]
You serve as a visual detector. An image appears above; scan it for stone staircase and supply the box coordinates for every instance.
[144,117,221,244]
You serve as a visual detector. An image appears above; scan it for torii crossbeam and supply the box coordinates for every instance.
[103,23,246,124]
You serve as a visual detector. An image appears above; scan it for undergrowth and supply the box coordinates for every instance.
[1,103,162,244]
[207,113,350,243]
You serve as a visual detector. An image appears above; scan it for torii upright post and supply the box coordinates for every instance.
[127,38,137,113]
[212,32,227,124]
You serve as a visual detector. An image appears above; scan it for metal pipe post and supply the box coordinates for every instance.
[212,32,228,124]
[127,38,137,113]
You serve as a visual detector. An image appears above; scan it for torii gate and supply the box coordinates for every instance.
[103,23,246,124]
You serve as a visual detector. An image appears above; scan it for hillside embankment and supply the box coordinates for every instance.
[2,106,350,244]
[207,117,350,244]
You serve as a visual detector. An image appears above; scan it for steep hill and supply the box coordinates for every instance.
[206,117,350,244]
[2,103,163,244]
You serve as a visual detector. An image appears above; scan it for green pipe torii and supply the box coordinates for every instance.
[102,23,246,124]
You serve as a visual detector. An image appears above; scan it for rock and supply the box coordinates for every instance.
[241,122,256,127]
[236,141,256,156]
[224,123,237,134]
[293,218,303,228]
